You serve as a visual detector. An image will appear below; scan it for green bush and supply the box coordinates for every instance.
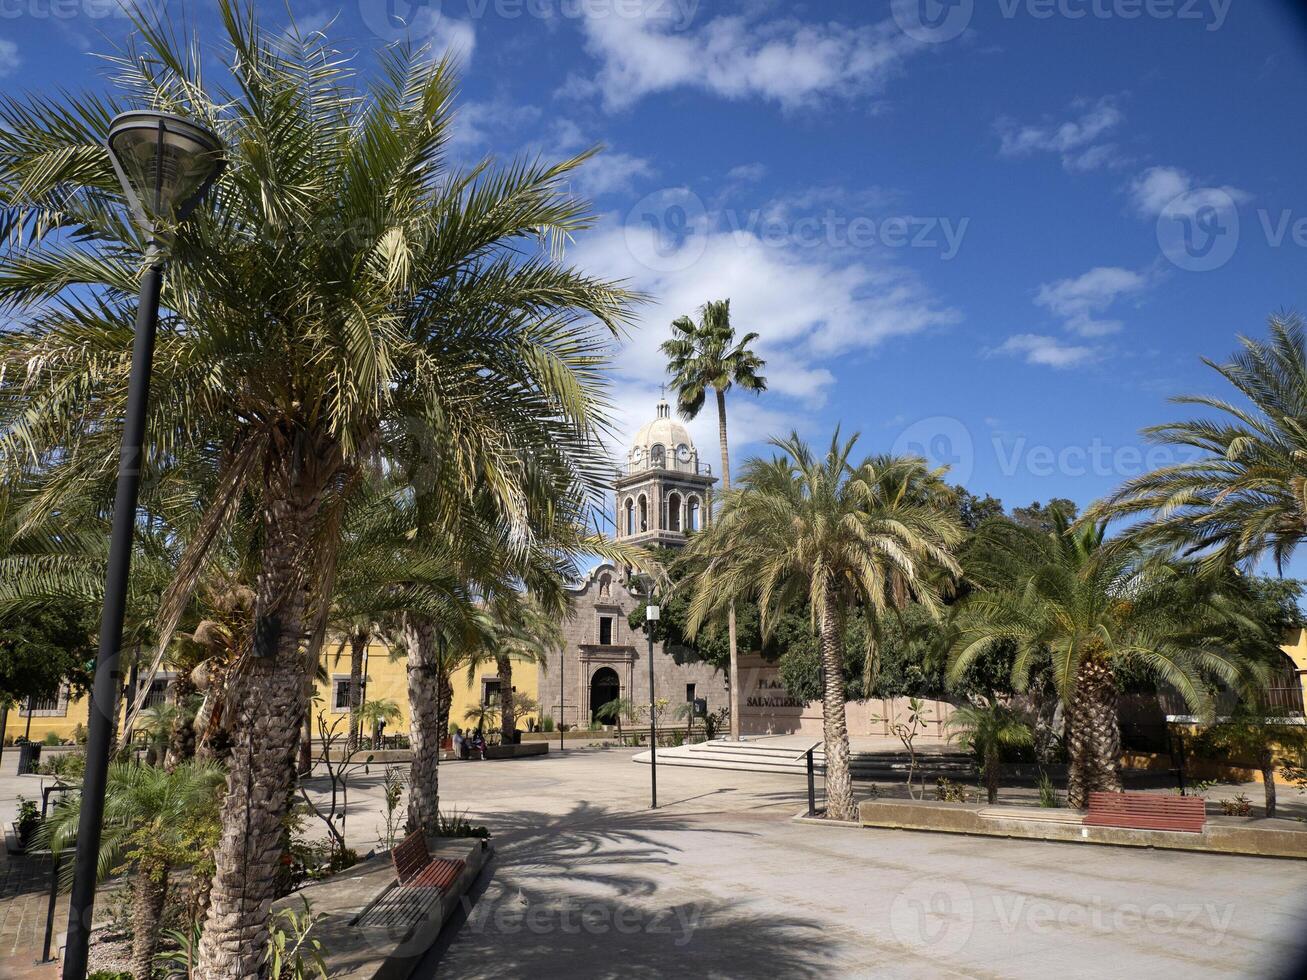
[89,972,134,980]
[435,807,490,839]
[1037,770,1061,808]
[42,730,62,746]
[540,716,555,732]
[39,750,86,781]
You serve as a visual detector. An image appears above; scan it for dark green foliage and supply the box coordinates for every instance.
[0,600,96,707]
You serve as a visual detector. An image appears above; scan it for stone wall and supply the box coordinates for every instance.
[736,653,956,739]
[536,564,725,729]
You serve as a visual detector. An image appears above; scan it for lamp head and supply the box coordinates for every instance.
[106,111,225,233]
[646,604,660,622]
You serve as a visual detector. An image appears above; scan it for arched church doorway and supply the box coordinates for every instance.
[590,666,621,720]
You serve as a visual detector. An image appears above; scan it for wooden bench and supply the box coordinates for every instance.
[351,833,465,927]
[392,832,464,890]
[1083,791,1206,833]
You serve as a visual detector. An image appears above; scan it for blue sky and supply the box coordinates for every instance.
[2,0,1306,532]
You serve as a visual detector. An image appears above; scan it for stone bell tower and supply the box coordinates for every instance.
[614,397,716,549]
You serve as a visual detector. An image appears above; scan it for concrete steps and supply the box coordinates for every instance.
[633,737,975,778]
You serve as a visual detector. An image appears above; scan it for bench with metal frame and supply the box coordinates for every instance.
[351,832,466,928]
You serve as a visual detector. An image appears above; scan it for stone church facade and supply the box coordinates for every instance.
[536,398,724,728]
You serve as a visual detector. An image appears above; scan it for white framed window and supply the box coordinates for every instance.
[332,676,351,711]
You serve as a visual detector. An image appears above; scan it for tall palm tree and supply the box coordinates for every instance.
[0,7,635,972]
[684,432,963,820]
[1088,313,1307,571]
[949,513,1261,807]
[38,761,225,980]
[662,299,766,739]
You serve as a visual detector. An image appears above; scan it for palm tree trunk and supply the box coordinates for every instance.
[1262,750,1277,818]
[497,655,515,743]
[132,858,169,980]
[1066,656,1123,808]
[714,385,742,742]
[347,631,367,752]
[985,747,999,805]
[818,595,856,820]
[196,443,327,979]
[404,615,445,836]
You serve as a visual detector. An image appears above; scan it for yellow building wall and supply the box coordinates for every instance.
[4,639,543,745]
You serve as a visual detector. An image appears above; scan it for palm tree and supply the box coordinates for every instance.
[950,513,1261,807]
[945,700,1033,804]
[595,696,638,741]
[37,761,225,980]
[467,594,561,743]
[0,7,636,970]
[684,432,963,820]
[1088,314,1307,571]
[662,300,767,740]
[357,698,402,748]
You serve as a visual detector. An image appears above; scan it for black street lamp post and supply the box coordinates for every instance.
[62,111,224,980]
[646,600,660,809]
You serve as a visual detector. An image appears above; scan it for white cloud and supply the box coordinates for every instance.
[0,39,19,78]
[567,215,957,463]
[728,163,768,182]
[569,152,656,197]
[568,9,922,111]
[993,334,1096,369]
[432,18,477,61]
[1034,266,1149,337]
[1129,165,1249,218]
[449,99,543,152]
[997,98,1125,171]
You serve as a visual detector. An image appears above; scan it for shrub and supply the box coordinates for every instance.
[1037,770,1061,808]
[1220,794,1252,816]
[435,807,490,839]
[15,796,41,848]
[72,723,88,746]
[39,750,86,781]
[266,899,328,980]
[541,716,555,732]
[935,777,971,803]
[42,730,62,746]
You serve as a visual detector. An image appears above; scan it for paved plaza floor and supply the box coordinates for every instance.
[419,747,1307,979]
[2,747,1306,976]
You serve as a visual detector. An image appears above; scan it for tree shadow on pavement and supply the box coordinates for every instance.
[417,801,835,978]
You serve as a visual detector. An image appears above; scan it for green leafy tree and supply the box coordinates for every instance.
[663,299,767,740]
[950,513,1262,806]
[0,8,639,970]
[946,700,1034,804]
[1196,701,1307,818]
[38,761,224,979]
[685,432,963,820]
